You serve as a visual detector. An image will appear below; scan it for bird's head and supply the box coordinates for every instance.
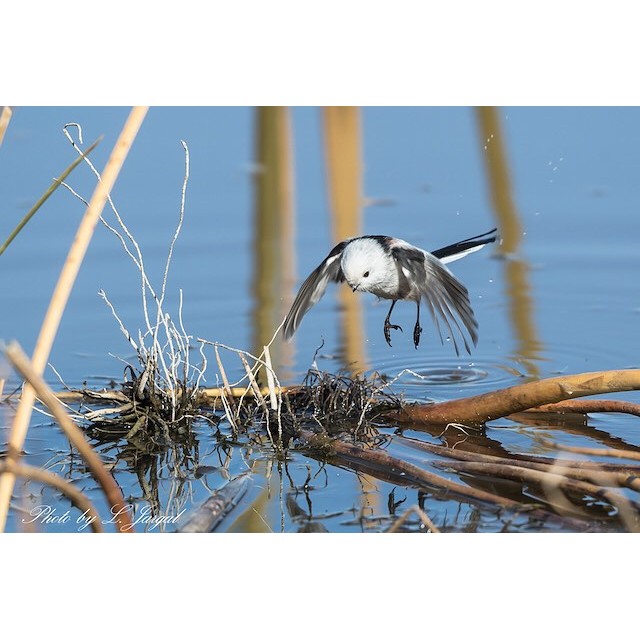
[341,238,388,294]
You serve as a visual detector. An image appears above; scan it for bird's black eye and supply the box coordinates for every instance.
[363,271,369,277]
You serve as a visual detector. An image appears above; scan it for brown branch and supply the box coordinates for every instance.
[388,369,640,428]
[523,399,640,418]
[0,461,102,533]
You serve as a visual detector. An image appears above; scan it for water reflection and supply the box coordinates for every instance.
[323,107,369,374]
[3,107,640,533]
[252,107,295,380]
[476,106,542,377]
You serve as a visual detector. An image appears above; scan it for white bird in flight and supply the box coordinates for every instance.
[282,227,497,354]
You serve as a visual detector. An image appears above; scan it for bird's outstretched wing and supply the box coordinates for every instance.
[282,240,349,341]
[392,246,479,356]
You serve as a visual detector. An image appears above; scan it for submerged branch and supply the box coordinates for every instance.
[297,429,593,531]
[433,460,640,532]
[402,436,640,490]
[176,473,251,533]
[522,398,640,418]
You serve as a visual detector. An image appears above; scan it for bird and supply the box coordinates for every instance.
[282,227,497,354]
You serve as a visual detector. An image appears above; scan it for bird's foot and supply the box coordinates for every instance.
[384,320,403,347]
[413,322,422,348]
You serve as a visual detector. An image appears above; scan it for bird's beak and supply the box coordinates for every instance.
[351,284,358,292]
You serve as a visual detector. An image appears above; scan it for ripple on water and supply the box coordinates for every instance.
[369,351,529,401]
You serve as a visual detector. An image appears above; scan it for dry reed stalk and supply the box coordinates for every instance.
[214,345,238,430]
[239,353,267,411]
[0,461,102,533]
[0,107,148,532]
[4,342,133,532]
[3,384,286,409]
[390,369,640,428]
[263,344,279,411]
[0,137,102,257]
[262,344,284,444]
[387,505,440,533]
[0,106,12,147]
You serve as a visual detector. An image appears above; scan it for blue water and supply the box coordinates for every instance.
[1,106,639,532]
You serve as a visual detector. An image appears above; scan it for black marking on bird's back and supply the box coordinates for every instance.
[391,245,426,298]
[328,240,350,260]
[361,235,394,253]
[391,245,424,264]
[328,240,349,282]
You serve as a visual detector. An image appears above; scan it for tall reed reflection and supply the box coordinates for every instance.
[323,107,377,515]
[476,106,542,377]
[323,107,368,374]
[252,107,295,380]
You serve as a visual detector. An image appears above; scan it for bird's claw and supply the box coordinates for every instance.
[413,323,422,349]
[384,321,403,347]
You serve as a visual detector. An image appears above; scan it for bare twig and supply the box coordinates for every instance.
[214,346,238,430]
[99,289,139,350]
[239,353,267,411]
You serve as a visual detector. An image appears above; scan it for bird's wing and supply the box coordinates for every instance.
[282,241,349,341]
[392,246,479,356]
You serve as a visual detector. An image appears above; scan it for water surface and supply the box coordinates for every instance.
[1,106,639,532]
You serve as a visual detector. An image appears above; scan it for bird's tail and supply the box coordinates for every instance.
[431,228,498,264]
